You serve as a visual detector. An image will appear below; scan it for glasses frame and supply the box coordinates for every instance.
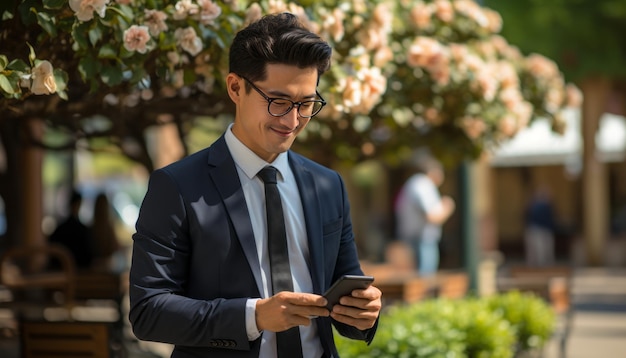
[239,75,327,118]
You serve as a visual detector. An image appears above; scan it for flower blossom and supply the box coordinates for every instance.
[144,9,168,36]
[460,116,487,139]
[244,3,263,26]
[411,1,433,29]
[30,61,57,95]
[124,25,151,53]
[69,0,109,22]
[434,0,454,23]
[173,0,199,20]
[196,0,221,25]
[175,27,203,56]
[565,84,583,108]
[320,8,345,42]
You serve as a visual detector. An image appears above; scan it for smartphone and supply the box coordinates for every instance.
[323,275,374,310]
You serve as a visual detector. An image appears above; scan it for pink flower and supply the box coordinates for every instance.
[410,2,433,29]
[434,0,454,23]
[460,116,487,139]
[144,9,168,36]
[30,61,57,95]
[498,115,519,137]
[123,25,151,54]
[320,8,345,42]
[244,3,262,26]
[526,53,559,79]
[407,37,447,69]
[69,0,110,22]
[197,0,221,25]
[565,84,583,108]
[175,27,203,56]
[173,0,199,20]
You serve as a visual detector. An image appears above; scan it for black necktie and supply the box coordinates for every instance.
[257,166,303,358]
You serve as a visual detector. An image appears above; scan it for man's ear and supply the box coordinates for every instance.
[226,73,241,103]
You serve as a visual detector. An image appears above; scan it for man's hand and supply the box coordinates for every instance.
[329,285,382,330]
[255,292,330,332]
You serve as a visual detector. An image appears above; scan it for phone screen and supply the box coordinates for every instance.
[323,275,374,310]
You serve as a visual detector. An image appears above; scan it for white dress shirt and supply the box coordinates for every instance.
[225,124,324,358]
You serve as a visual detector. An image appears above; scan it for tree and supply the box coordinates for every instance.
[0,0,579,248]
[483,0,626,265]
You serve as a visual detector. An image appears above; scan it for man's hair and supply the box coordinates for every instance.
[229,12,332,83]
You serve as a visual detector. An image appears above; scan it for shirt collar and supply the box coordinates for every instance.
[224,123,290,182]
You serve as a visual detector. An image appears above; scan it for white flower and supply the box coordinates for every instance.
[196,0,221,25]
[123,25,151,53]
[175,27,203,56]
[30,61,57,95]
[69,0,110,22]
[173,0,199,20]
[144,9,168,36]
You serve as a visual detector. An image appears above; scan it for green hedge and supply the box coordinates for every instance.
[335,291,556,358]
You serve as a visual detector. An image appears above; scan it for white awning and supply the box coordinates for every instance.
[489,109,625,167]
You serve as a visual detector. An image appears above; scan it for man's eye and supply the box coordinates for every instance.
[271,99,291,107]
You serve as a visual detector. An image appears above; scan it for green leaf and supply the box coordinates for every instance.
[27,42,36,65]
[2,10,14,21]
[183,69,197,85]
[98,44,118,59]
[56,89,68,100]
[101,64,123,86]
[0,55,7,71]
[89,25,103,47]
[17,0,39,25]
[7,59,30,72]
[78,57,98,82]
[53,68,68,93]
[0,74,15,94]
[43,0,65,10]
[72,22,91,50]
[35,11,57,37]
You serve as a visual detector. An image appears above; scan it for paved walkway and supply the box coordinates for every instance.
[542,267,626,358]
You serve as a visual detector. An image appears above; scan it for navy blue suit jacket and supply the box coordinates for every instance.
[129,135,376,357]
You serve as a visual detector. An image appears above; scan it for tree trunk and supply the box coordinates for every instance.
[0,118,26,250]
[580,76,611,266]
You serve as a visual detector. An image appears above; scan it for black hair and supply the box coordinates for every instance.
[229,12,332,83]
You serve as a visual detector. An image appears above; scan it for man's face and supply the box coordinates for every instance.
[229,64,319,163]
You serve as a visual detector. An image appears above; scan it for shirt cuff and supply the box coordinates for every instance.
[246,298,262,341]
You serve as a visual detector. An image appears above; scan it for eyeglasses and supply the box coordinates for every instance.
[239,76,326,118]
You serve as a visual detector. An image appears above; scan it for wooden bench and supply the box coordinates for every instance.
[21,320,112,358]
[361,262,469,305]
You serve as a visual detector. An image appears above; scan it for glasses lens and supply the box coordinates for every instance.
[267,99,325,118]
[297,101,324,118]
[268,99,293,117]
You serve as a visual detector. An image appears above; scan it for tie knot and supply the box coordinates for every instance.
[258,166,278,184]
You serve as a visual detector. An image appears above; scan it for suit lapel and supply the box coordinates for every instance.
[207,136,263,295]
[289,153,325,294]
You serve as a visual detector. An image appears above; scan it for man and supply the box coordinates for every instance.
[129,13,382,358]
[49,190,94,269]
[395,154,455,277]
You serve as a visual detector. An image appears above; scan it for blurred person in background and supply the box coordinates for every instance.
[524,186,556,266]
[91,192,124,272]
[48,189,94,270]
[395,153,455,277]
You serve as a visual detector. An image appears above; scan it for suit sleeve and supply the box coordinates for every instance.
[128,168,251,350]
[328,172,379,344]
